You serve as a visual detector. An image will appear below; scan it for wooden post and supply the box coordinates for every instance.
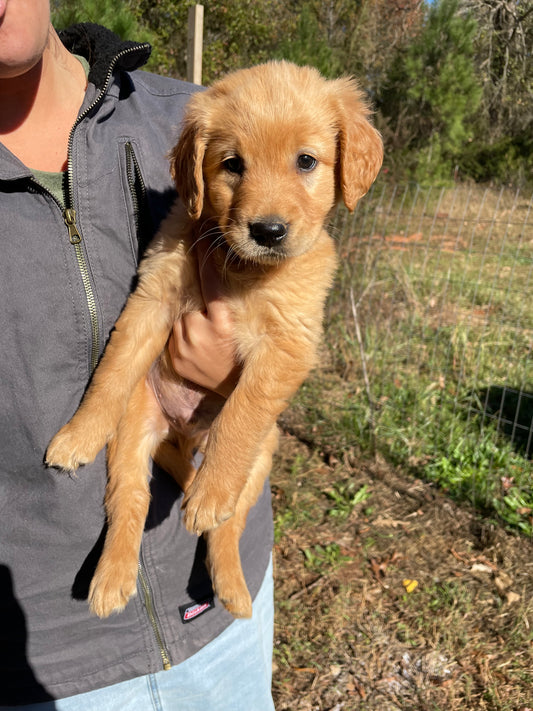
[187,4,204,85]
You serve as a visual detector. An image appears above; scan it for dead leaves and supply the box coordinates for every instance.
[450,547,521,605]
[366,544,523,607]
[369,550,403,583]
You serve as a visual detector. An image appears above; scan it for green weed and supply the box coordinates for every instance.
[325,481,371,521]
[303,543,351,573]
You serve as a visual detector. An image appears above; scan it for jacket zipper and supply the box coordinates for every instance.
[25,174,100,374]
[138,559,172,671]
[64,44,151,373]
[63,207,100,373]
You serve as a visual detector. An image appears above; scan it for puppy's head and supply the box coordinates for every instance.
[170,61,383,264]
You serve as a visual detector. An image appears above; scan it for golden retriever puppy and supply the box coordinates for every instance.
[46,61,383,619]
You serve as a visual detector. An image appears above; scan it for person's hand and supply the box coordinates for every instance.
[167,241,241,398]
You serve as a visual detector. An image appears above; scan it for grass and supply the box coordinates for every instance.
[297,181,533,536]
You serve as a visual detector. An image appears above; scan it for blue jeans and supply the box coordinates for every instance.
[9,557,275,711]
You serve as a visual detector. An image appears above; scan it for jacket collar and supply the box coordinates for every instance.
[58,23,152,89]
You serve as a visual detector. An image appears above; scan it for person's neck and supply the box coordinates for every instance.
[0,28,87,172]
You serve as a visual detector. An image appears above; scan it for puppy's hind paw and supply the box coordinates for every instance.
[219,590,253,619]
[212,573,253,619]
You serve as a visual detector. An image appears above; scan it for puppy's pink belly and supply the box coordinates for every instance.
[148,364,223,437]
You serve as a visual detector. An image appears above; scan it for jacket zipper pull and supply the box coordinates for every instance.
[64,208,82,244]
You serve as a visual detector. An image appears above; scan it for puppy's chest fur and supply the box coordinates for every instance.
[145,222,337,438]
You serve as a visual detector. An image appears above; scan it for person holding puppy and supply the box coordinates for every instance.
[0,2,275,709]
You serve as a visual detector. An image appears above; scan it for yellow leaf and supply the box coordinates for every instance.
[403,579,418,593]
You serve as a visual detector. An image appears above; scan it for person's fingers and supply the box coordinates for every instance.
[167,241,240,397]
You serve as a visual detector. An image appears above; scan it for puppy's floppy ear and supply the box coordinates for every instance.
[332,78,383,212]
[169,103,208,221]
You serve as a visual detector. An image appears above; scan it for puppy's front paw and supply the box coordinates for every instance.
[88,559,138,618]
[45,423,103,472]
[181,478,236,535]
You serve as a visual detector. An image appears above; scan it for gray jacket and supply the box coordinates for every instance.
[0,25,272,705]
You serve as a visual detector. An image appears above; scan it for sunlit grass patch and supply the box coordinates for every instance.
[299,182,533,535]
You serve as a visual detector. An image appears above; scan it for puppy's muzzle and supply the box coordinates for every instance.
[249,218,288,249]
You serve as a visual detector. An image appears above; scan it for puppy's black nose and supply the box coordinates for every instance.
[249,219,288,248]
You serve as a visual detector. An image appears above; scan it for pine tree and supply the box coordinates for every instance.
[275,3,342,77]
[51,0,163,71]
[379,0,482,182]
[52,0,146,41]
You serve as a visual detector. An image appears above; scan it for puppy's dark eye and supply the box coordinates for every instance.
[223,156,244,175]
[297,154,317,172]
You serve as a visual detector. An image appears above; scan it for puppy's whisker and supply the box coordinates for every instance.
[198,233,230,274]
[202,244,223,272]
[186,234,209,258]
[222,247,241,277]
[186,217,230,254]
[188,229,226,271]
[187,228,218,256]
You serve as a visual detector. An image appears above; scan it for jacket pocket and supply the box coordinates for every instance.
[123,140,154,263]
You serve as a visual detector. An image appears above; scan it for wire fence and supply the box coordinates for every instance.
[327,181,533,533]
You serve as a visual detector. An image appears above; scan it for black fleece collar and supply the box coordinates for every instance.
[58,23,152,89]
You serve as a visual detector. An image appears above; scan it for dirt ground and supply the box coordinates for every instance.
[270,428,533,711]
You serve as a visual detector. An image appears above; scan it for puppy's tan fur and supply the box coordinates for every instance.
[46,61,383,619]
